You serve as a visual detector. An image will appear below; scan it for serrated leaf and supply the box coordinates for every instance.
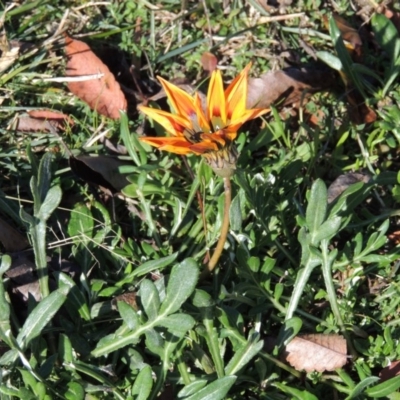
[159,259,199,316]
[184,376,236,400]
[17,289,67,348]
[139,279,160,321]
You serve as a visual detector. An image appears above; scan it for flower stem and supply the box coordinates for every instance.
[201,177,231,279]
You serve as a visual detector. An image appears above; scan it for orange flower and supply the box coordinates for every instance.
[138,63,268,177]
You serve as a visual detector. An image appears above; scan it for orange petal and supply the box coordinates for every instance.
[207,69,227,128]
[158,76,197,119]
[225,63,251,121]
[189,140,219,154]
[139,136,193,155]
[200,132,226,147]
[193,92,211,132]
[225,107,269,133]
[138,105,191,136]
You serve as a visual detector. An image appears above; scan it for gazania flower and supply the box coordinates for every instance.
[138,63,268,177]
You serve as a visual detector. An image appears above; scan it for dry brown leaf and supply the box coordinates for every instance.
[247,67,335,109]
[65,35,127,119]
[282,334,347,372]
[112,292,138,311]
[200,52,218,73]
[380,360,400,382]
[0,217,29,252]
[327,172,371,203]
[16,109,74,133]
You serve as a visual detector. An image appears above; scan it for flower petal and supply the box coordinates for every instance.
[207,69,227,129]
[193,92,211,132]
[139,136,193,154]
[158,76,197,119]
[138,105,191,136]
[189,140,219,154]
[225,63,251,121]
[225,107,269,133]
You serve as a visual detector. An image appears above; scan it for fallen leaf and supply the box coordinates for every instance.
[16,110,74,132]
[112,292,138,311]
[0,217,29,252]
[328,172,371,203]
[380,360,400,382]
[346,87,377,124]
[69,155,130,193]
[282,334,347,372]
[200,52,218,73]
[65,35,127,119]
[247,67,335,109]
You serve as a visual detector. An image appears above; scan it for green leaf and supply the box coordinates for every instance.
[17,289,67,348]
[67,203,94,243]
[365,375,400,398]
[306,179,327,239]
[56,272,91,321]
[229,194,242,231]
[277,317,302,350]
[64,382,84,400]
[132,365,153,400]
[156,313,195,336]
[132,253,178,277]
[117,301,139,331]
[316,50,343,71]
[139,279,160,321]
[183,376,237,400]
[313,216,342,242]
[371,14,400,66]
[178,380,208,398]
[159,259,199,316]
[346,376,380,399]
[37,185,62,221]
[225,334,264,376]
[274,383,318,400]
[0,255,12,344]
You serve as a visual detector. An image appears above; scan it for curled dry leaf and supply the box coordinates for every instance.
[65,35,127,119]
[282,334,347,372]
[247,67,335,109]
[327,172,371,203]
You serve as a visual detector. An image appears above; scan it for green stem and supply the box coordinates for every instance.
[321,240,357,359]
[201,177,231,279]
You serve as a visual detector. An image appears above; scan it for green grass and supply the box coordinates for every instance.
[2,1,400,399]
